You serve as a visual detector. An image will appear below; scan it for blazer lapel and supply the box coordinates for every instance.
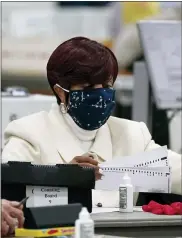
[48,104,84,163]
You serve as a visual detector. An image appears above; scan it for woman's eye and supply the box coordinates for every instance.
[84,85,94,89]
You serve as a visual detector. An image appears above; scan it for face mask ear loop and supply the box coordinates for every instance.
[55,84,70,93]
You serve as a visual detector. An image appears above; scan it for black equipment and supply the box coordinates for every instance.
[1,162,95,228]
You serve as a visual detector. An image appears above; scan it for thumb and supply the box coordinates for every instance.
[82,152,98,160]
[11,202,24,210]
[11,201,21,207]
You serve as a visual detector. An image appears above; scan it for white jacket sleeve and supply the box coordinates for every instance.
[2,122,41,164]
[140,122,182,195]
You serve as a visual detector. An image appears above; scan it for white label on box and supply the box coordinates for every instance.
[26,186,68,208]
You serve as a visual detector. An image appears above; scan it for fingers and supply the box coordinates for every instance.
[78,163,103,181]
[1,221,9,237]
[10,207,24,228]
[11,201,23,210]
[78,162,101,173]
[11,201,24,227]
[3,212,17,234]
[95,173,102,181]
[71,156,102,180]
[2,200,25,233]
[78,162,98,168]
[10,201,20,207]
[18,204,23,210]
[82,152,98,161]
[95,169,103,181]
[75,156,98,166]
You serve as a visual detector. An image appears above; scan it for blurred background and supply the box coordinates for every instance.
[1,1,182,152]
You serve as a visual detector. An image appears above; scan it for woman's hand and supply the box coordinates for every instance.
[70,155,103,180]
[1,199,25,237]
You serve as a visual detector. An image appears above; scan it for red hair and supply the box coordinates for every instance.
[47,37,118,104]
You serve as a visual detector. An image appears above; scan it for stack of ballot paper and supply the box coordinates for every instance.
[96,146,171,193]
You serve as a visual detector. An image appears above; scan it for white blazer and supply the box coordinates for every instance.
[2,104,182,207]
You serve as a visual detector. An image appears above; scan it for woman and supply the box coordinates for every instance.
[1,199,24,237]
[2,37,181,207]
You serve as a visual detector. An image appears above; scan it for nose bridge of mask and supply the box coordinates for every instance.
[69,88,115,102]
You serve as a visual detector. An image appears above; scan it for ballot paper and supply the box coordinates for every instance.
[138,21,182,109]
[103,146,168,167]
[96,146,171,193]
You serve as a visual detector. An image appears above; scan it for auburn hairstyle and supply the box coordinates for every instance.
[47,37,118,104]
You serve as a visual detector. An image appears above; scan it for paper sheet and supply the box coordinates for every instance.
[96,146,171,192]
[103,146,168,167]
[138,21,181,109]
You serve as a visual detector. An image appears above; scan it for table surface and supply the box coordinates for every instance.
[91,208,182,227]
[10,208,182,238]
[95,236,123,238]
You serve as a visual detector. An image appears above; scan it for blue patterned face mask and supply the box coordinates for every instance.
[67,88,115,130]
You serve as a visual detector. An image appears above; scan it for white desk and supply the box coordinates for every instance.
[92,209,182,237]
